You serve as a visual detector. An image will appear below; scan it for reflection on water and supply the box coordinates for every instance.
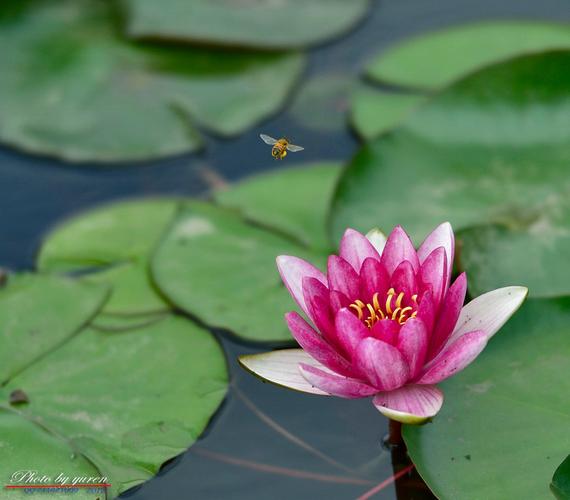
[1,0,569,498]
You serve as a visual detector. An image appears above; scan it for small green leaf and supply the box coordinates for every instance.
[0,273,108,385]
[366,21,570,90]
[0,0,304,161]
[552,456,570,500]
[404,298,570,500]
[124,0,370,49]
[37,198,179,315]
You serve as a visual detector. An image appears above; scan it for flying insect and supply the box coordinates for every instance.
[260,134,304,160]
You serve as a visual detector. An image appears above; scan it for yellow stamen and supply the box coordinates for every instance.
[349,288,418,329]
[372,292,380,311]
[349,303,363,320]
[395,292,405,308]
[385,288,395,315]
[411,294,418,304]
[391,307,401,320]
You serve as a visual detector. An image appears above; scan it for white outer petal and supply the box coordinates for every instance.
[366,228,387,255]
[445,286,528,347]
[239,349,329,395]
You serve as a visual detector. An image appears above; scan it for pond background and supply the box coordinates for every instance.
[1,0,569,498]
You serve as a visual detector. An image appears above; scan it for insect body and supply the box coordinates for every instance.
[260,134,304,160]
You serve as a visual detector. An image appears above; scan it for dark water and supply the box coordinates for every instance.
[1,0,569,498]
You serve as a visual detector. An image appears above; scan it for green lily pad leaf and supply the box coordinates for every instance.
[152,201,328,342]
[38,199,179,315]
[91,311,169,332]
[349,84,427,140]
[0,0,304,162]
[0,273,108,385]
[289,75,353,133]
[215,163,340,249]
[331,51,570,297]
[0,411,100,500]
[403,298,570,500]
[366,21,570,90]
[552,456,570,500]
[4,315,228,498]
[124,0,370,50]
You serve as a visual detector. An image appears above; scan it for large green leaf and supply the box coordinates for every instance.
[0,273,108,385]
[124,0,370,50]
[215,163,340,249]
[552,455,570,500]
[366,21,570,90]
[0,410,99,500]
[331,51,570,297]
[4,315,228,498]
[37,198,179,315]
[153,164,338,342]
[0,0,304,162]
[403,298,570,500]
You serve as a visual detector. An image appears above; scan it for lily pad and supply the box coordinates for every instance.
[403,298,570,500]
[124,0,370,50]
[331,51,570,297]
[552,456,570,500]
[215,162,340,249]
[4,315,228,498]
[0,273,108,384]
[37,198,179,315]
[0,0,304,162]
[365,21,570,90]
[0,410,99,500]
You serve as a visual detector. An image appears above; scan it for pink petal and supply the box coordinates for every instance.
[339,228,381,272]
[327,255,360,299]
[329,290,350,315]
[396,318,428,379]
[373,384,444,424]
[354,338,410,391]
[366,228,387,254]
[429,273,467,359]
[415,290,435,332]
[417,222,454,286]
[417,330,487,384]
[286,312,352,376]
[445,286,528,347]
[380,226,419,275]
[370,319,400,345]
[277,255,326,318]
[419,247,447,308]
[390,260,418,298]
[359,257,389,303]
[334,308,369,358]
[239,349,329,395]
[302,277,334,336]
[299,363,378,399]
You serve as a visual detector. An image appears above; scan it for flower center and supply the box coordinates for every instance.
[349,288,418,328]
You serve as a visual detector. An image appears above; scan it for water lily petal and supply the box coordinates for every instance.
[373,384,444,424]
[370,318,400,345]
[416,290,435,332]
[417,330,487,384]
[329,290,350,315]
[366,228,387,255]
[277,255,326,318]
[429,272,467,359]
[334,307,369,358]
[446,286,528,346]
[390,260,417,298]
[359,257,389,303]
[286,312,352,376]
[303,277,334,336]
[299,363,378,398]
[397,318,428,379]
[417,222,454,286]
[239,349,329,395]
[354,338,409,391]
[380,225,419,275]
[420,247,447,307]
[327,255,360,299]
[339,228,381,272]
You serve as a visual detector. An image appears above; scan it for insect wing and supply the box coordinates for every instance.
[286,143,304,152]
[260,134,278,145]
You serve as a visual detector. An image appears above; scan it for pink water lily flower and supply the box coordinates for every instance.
[239,223,527,424]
